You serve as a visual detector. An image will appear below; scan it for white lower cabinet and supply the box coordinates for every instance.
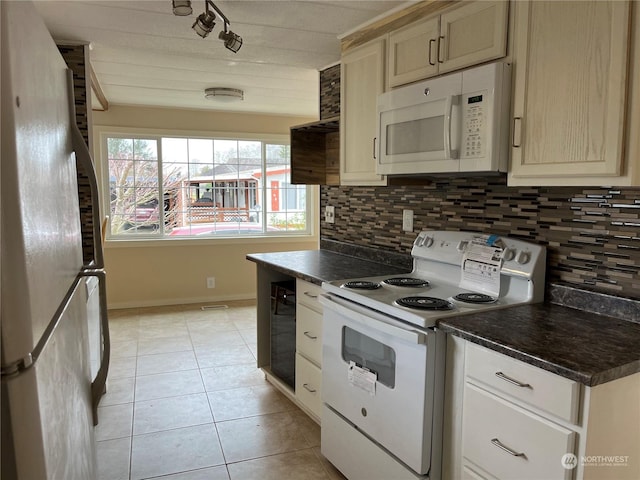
[463,384,575,480]
[295,279,323,423]
[461,343,578,480]
[446,338,640,480]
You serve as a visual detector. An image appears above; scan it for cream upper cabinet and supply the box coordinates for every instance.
[508,0,631,186]
[340,38,387,186]
[439,0,509,74]
[388,0,509,88]
[387,17,439,88]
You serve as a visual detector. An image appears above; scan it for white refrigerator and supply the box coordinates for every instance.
[1,1,110,478]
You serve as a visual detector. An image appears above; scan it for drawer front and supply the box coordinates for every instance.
[322,405,422,480]
[463,384,575,480]
[466,343,580,423]
[296,303,322,366]
[295,353,322,419]
[296,279,323,312]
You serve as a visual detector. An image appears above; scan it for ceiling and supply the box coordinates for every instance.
[34,0,408,117]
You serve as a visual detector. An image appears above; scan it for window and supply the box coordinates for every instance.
[104,134,309,239]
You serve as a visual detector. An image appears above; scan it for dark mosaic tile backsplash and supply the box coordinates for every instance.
[320,177,640,299]
[58,44,94,265]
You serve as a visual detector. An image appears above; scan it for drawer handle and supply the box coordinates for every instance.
[303,291,318,299]
[303,383,317,393]
[495,371,531,389]
[491,438,526,458]
[303,331,317,340]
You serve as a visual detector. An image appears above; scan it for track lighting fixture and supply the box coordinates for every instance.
[172,0,192,16]
[173,0,242,52]
[192,6,216,38]
[219,29,242,53]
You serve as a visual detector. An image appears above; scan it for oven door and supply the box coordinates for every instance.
[320,294,444,475]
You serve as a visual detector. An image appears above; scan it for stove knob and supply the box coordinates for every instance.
[503,248,516,261]
[423,235,434,247]
[457,240,469,252]
[516,251,531,265]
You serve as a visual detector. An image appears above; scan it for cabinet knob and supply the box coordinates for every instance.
[303,331,318,340]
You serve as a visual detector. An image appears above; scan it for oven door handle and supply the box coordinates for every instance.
[320,294,428,345]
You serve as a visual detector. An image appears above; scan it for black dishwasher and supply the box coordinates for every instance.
[270,280,296,388]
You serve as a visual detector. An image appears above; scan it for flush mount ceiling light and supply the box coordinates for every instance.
[205,87,244,102]
[173,0,243,52]
[172,0,192,16]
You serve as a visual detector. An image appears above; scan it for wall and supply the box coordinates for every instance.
[321,178,640,299]
[93,105,318,309]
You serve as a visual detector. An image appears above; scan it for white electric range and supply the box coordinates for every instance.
[322,230,547,329]
[320,230,546,480]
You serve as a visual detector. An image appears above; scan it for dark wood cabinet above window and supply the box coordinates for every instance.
[290,116,340,185]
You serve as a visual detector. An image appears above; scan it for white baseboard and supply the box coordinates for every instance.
[107,293,256,310]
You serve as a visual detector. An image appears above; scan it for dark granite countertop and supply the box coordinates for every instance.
[247,250,640,387]
[439,303,640,387]
[246,250,409,285]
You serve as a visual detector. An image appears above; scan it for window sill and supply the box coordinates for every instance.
[104,233,318,249]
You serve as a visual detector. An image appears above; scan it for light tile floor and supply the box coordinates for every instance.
[96,301,345,480]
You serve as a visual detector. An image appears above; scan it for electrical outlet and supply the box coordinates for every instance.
[402,209,414,232]
[325,205,335,224]
[206,277,216,289]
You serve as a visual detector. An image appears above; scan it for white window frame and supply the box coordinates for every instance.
[95,127,315,243]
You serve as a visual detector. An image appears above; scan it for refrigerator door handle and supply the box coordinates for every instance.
[1,276,84,379]
[67,70,110,425]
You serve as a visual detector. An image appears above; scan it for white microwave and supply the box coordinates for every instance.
[376,62,511,176]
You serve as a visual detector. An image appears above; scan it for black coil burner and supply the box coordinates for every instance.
[396,296,453,310]
[382,277,430,288]
[342,281,381,290]
[454,293,497,304]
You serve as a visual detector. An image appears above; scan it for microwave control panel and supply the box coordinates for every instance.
[461,91,487,159]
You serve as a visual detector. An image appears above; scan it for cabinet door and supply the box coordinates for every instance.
[439,0,509,74]
[340,39,387,186]
[509,0,630,186]
[388,17,439,88]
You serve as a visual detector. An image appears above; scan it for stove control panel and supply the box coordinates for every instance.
[411,230,545,279]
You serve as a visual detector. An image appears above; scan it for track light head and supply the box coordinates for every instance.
[219,30,242,53]
[192,10,216,38]
[172,0,192,16]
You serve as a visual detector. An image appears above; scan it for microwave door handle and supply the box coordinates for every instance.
[443,95,459,160]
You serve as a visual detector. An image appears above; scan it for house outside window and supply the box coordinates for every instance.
[103,134,309,239]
